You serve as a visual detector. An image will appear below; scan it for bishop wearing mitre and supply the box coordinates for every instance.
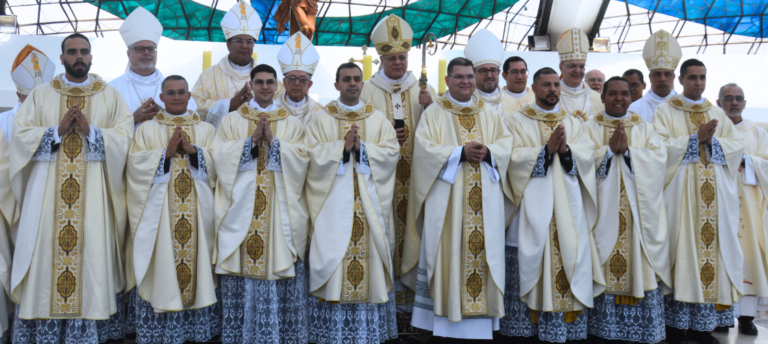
[556,28,604,122]
[584,77,671,344]
[305,62,399,343]
[10,33,134,344]
[212,64,310,344]
[465,29,522,118]
[275,32,323,126]
[2,45,56,141]
[404,57,512,339]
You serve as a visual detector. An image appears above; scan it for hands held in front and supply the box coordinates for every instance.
[166,126,197,158]
[697,119,718,146]
[58,102,91,137]
[609,122,629,154]
[546,124,569,155]
[464,141,487,162]
[344,123,361,153]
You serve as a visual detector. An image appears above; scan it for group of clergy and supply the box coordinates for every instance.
[0,2,766,344]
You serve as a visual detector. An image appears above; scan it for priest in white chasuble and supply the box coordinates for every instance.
[653,59,744,344]
[127,75,220,344]
[628,30,682,123]
[0,130,17,337]
[360,14,436,315]
[465,29,521,118]
[211,64,310,344]
[2,44,56,141]
[304,62,399,344]
[556,28,604,122]
[275,32,323,127]
[717,83,768,335]
[500,67,596,343]
[583,77,671,344]
[403,57,513,340]
[502,56,535,106]
[9,33,134,344]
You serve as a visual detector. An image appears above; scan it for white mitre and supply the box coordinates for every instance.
[11,44,56,95]
[221,0,262,40]
[464,29,504,68]
[277,32,320,75]
[370,14,413,56]
[557,27,589,62]
[119,6,163,47]
[643,29,682,71]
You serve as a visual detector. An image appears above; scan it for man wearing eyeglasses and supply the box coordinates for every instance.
[502,56,535,105]
[628,30,681,123]
[275,32,323,127]
[465,29,522,118]
[585,69,605,93]
[717,83,767,337]
[110,7,197,129]
[556,28,604,122]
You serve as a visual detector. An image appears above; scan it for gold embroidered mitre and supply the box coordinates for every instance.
[12,44,56,95]
[277,32,320,75]
[643,30,682,71]
[557,27,589,62]
[221,0,262,40]
[370,14,413,56]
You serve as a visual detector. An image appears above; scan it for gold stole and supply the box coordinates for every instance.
[155,111,202,307]
[236,105,289,279]
[49,76,106,317]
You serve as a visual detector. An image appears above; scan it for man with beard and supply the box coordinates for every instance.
[1,44,56,141]
[585,69,605,93]
[275,32,322,126]
[629,30,681,123]
[623,69,646,103]
[110,7,197,129]
[500,67,597,343]
[502,56,534,105]
[10,32,134,344]
[653,59,744,344]
[465,29,522,117]
[556,28,604,122]
[716,83,767,336]
[304,62,399,344]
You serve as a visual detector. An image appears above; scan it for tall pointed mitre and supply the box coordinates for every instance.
[119,6,163,47]
[221,0,262,40]
[11,45,56,96]
[277,32,320,75]
[464,29,504,68]
[557,27,589,62]
[643,29,682,71]
[370,14,413,56]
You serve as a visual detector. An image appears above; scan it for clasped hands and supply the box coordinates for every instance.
[697,119,718,146]
[608,122,629,155]
[344,123,362,153]
[546,124,570,155]
[166,126,197,158]
[58,102,91,137]
[251,114,275,144]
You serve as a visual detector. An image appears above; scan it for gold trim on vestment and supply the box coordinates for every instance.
[324,101,375,121]
[154,111,201,126]
[50,74,107,97]
[549,213,574,312]
[594,112,642,128]
[520,104,567,124]
[238,104,289,122]
[668,95,712,113]
[437,95,484,116]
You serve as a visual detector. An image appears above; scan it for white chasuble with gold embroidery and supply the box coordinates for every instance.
[10,74,133,320]
[305,101,399,303]
[128,110,218,311]
[0,130,17,333]
[504,104,597,317]
[275,91,323,128]
[475,89,522,119]
[653,95,744,305]
[584,112,672,299]
[560,81,604,122]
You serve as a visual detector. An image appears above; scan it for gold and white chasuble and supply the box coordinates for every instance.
[275,90,323,128]
[652,95,745,306]
[733,119,768,298]
[212,104,309,280]
[127,110,218,311]
[402,95,513,327]
[504,104,597,318]
[360,71,436,309]
[584,112,672,301]
[10,74,133,319]
[504,86,535,106]
[560,81,604,122]
[0,131,18,333]
[475,88,522,119]
[304,101,399,303]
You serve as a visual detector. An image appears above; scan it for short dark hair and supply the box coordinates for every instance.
[602,76,630,95]
[622,69,644,83]
[680,59,706,77]
[532,67,558,84]
[335,62,362,83]
[250,64,278,81]
[503,56,527,74]
[447,57,474,76]
[61,33,91,54]
[161,75,188,92]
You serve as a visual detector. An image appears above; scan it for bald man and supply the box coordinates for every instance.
[586,70,605,93]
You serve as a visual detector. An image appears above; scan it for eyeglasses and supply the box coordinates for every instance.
[507,69,527,76]
[449,74,475,81]
[253,79,276,86]
[285,76,310,85]
[720,96,745,103]
[232,38,255,46]
[563,63,586,71]
[132,46,157,54]
[586,78,604,83]
[477,68,500,76]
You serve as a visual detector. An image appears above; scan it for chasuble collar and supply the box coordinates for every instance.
[520,104,567,122]
[504,86,527,99]
[594,111,642,128]
[51,73,107,96]
[323,100,375,120]
[369,71,417,94]
[154,110,201,126]
[667,94,712,112]
[437,94,484,115]
[237,103,289,121]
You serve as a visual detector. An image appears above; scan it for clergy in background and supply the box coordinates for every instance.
[10,33,134,344]
[305,62,399,344]
[361,13,436,315]
[405,57,513,339]
[623,69,646,103]
[584,77,671,344]
[110,7,198,129]
[212,64,310,344]
[127,75,219,344]
[465,29,522,118]
[556,28,604,122]
[501,67,596,343]
[653,59,744,344]
[629,30,681,123]
[275,32,322,126]
[585,69,605,93]
[717,83,767,336]
[502,56,534,105]
[1,44,56,141]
